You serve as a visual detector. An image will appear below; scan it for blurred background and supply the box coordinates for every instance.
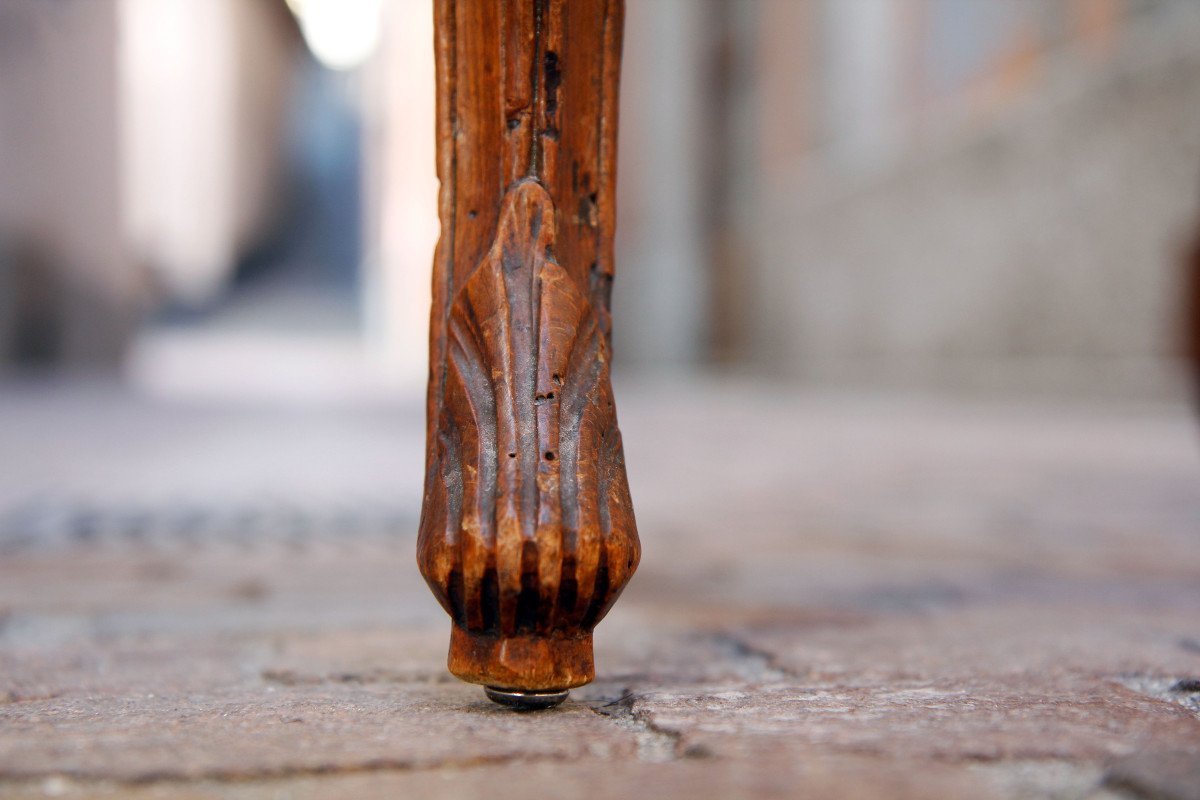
[1,0,1198,398]
[1,0,1199,549]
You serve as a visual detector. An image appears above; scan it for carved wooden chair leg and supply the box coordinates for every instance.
[417,0,639,709]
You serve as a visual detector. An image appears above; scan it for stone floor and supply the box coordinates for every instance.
[1,378,1199,799]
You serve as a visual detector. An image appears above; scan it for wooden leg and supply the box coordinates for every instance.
[417,0,639,707]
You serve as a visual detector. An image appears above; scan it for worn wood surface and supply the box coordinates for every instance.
[417,0,638,692]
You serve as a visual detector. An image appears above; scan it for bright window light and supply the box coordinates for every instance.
[287,0,383,71]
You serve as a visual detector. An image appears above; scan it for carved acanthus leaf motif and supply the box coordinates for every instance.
[418,180,639,640]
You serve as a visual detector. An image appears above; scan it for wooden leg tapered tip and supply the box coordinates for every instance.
[448,626,595,692]
[420,0,636,695]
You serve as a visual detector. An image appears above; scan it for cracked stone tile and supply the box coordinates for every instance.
[0,684,636,783]
[621,678,1200,766]
[730,603,1200,688]
[0,755,1006,800]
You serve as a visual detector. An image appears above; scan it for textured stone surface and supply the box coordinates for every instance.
[1,381,1198,798]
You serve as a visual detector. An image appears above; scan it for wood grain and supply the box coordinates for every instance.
[417,0,638,692]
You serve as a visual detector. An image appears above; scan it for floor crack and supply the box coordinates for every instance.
[1116,673,1200,718]
[588,691,694,762]
[706,630,793,683]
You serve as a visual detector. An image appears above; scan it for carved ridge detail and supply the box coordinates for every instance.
[421,0,632,694]
[418,180,639,661]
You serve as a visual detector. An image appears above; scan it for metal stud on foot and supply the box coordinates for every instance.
[484,686,570,710]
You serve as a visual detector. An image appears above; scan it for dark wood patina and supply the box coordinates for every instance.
[417,0,639,703]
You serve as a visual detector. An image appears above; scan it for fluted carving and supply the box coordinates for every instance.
[418,0,637,693]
